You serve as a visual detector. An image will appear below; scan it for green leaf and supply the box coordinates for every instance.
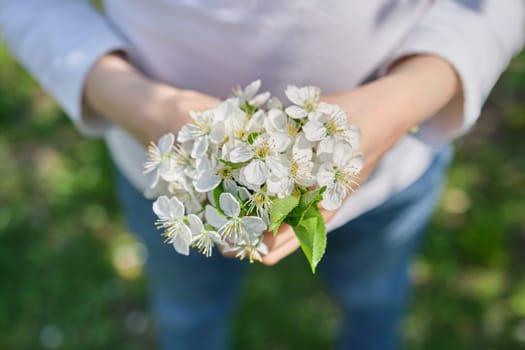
[213,183,225,215]
[218,159,246,169]
[268,194,300,234]
[247,132,260,144]
[287,187,326,227]
[241,101,257,114]
[291,205,327,273]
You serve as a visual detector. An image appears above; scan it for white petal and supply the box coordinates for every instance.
[229,145,254,163]
[195,157,212,173]
[269,132,291,152]
[267,175,289,196]
[249,91,270,107]
[213,100,231,121]
[152,196,171,219]
[144,144,161,172]
[193,170,221,192]
[293,134,313,159]
[346,154,364,175]
[268,109,287,131]
[168,196,185,219]
[317,137,335,162]
[147,170,161,190]
[205,205,228,228]
[302,120,326,141]
[246,110,266,132]
[285,105,307,119]
[296,165,315,188]
[158,133,175,153]
[242,216,267,235]
[302,86,321,102]
[191,137,208,159]
[257,241,269,255]
[238,186,251,201]
[219,192,241,218]
[243,80,261,100]
[267,97,283,110]
[209,123,226,144]
[284,85,303,105]
[331,108,348,126]
[320,187,344,211]
[172,224,192,255]
[266,156,290,178]
[333,142,353,167]
[242,160,268,186]
[187,214,204,234]
[233,168,250,188]
[317,102,337,114]
[307,110,324,121]
[177,126,193,143]
[180,140,194,155]
[344,125,361,149]
[159,158,178,180]
[222,179,239,196]
[208,230,222,244]
[317,163,335,187]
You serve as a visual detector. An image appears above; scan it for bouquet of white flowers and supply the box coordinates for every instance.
[143,81,362,272]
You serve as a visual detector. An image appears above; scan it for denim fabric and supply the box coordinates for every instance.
[116,146,452,350]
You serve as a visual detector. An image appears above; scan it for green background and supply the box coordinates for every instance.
[1,41,525,349]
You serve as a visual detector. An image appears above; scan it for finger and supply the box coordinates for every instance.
[262,236,301,266]
[320,208,336,222]
[263,225,296,250]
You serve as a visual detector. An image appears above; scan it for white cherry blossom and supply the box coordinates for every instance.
[233,79,270,107]
[205,193,266,245]
[187,214,221,257]
[267,134,315,197]
[153,196,192,255]
[302,106,361,160]
[222,240,269,263]
[284,85,333,120]
[317,142,363,211]
[168,178,205,214]
[228,133,291,186]
[192,156,230,193]
[143,133,178,188]
[177,109,226,159]
[244,186,272,223]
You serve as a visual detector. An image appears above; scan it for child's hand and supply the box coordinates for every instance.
[84,53,220,145]
[260,54,461,267]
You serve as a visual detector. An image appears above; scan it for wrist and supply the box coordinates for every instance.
[337,54,460,144]
[140,82,184,143]
[322,55,461,177]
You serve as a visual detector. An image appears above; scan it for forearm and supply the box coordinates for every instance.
[327,54,461,169]
[361,55,460,127]
[84,53,221,145]
[83,53,178,145]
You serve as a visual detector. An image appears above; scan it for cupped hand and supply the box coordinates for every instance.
[259,54,461,266]
[258,91,370,267]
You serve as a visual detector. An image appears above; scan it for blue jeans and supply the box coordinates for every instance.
[117,146,452,350]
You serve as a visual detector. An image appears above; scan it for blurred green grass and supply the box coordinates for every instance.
[1,42,525,349]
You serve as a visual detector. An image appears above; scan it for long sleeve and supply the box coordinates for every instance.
[381,0,525,146]
[0,1,129,136]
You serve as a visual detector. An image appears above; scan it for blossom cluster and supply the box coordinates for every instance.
[143,81,363,270]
